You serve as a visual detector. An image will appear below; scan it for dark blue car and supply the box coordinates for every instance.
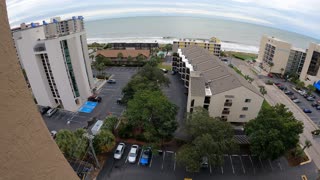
[139,147,152,165]
[303,108,312,113]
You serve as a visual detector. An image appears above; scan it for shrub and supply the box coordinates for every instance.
[102,116,119,131]
[118,124,134,139]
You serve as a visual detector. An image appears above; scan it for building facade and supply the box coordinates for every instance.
[299,43,320,87]
[96,49,150,65]
[12,16,94,111]
[173,37,221,57]
[285,48,307,76]
[109,42,158,50]
[173,46,263,123]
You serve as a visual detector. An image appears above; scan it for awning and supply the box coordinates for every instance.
[314,80,320,91]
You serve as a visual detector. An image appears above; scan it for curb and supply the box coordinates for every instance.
[299,144,312,166]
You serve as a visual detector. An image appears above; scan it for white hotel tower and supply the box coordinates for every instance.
[12,16,94,112]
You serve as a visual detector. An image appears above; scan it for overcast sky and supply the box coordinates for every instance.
[6,0,320,39]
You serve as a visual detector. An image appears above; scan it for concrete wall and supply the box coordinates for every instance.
[209,86,263,123]
[0,2,78,179]
[300,43,320,86]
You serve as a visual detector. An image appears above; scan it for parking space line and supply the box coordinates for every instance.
[209,165,212,174]
[161,151,166,170]
[268,159,273,171]
[259,157,264,169]
[229,155,235,174]
[248,155,255,174]
[221,166,223,174]
[125,154,128,164]
[239,155,246,174]
[174,153,176,171]
[278,161,282,171]
[149,154,153,168]
[138,150,143,166]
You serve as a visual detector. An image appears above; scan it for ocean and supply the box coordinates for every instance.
[85,16,320,54]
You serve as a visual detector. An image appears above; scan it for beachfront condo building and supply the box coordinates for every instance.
[299,43,320,89]
[172,46,263,123]
[257,35,306,76]
[173,37,221,57]
[12,16,94,112]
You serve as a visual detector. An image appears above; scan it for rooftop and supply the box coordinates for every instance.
[176,36,221,44]
[180,46,262,97]
[96,49,150,58]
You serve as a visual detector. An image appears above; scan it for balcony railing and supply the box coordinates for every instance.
[222,110,230,115]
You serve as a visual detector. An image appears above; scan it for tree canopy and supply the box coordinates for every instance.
[245,104,304,160]
[177,107,236,172]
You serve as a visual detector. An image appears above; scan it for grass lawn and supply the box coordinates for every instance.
[223,51,257,61]
[262,100,271,110]
[158,63,172,71]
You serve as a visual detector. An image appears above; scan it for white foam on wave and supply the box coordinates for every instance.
[87,37,259,54]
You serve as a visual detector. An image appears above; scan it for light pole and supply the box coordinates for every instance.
[83,133,100,168]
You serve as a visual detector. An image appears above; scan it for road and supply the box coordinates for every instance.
[233,58,320,171]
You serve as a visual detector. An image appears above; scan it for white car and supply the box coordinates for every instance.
[128,145,139,163]
[114,142,126,159]
[293,98,301,103]
[298,90,306,95]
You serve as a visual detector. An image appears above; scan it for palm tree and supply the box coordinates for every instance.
[296,80,305,89]
[306,84,316,95]
[268,62,274,73]
[259,86,267,96]
[303,140,312,150]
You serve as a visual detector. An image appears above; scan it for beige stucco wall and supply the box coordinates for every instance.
[0,2,78,179]
[209,86,263,123]
[299,43,320,86]
[258,35,292,74]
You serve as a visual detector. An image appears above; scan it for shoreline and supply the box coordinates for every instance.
[87,37,259,54]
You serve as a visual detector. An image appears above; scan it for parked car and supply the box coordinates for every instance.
[140,147,152,165]
[303,108,312,113]
[284,90,294,95]
[311,129,320,135]
[316,106,320,110]
[201,156,209,168]
[307,96,315,101]
[303,94,309,98]
[50,130,57,139]
[88,95,102,102]
[161,68,168,73]
[117,97,123,104]
[268,73,273,78]
[128,145,139,163]
[312,102,319,107]
[298,90,306,96]
[114,142,126,160]
[46,108,58,117]
[171,71,176,75]
[278,86,287,90]
[274,82,282,86]
[107,79,116,84]
[290,95,297,100]
[40,106,51,115]
[293,98,301,103]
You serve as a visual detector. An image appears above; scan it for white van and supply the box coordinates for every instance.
[46,108,58,117]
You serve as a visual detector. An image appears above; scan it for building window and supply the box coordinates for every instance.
[190,108,193,113]
[221,116,227,121]
[245,99,251,103]
[191,99,195,107]
[240,115,246,118]
[242,107,248,111]
[203,105,209,110]
[204,96,211,104]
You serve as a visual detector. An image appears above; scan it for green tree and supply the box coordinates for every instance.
[268,62,274,72]
[127,55,133,64]
[125,90,178,141]
[302,140,312,150]
[92,62,105,76]
[259,86,267,96]
[89,54,94,60]
[245,104,304,160]
[306,84,316,95]
[164,44,172,55]
[177,107,236,172]
[93,129,115,154]
[117,52,124,60]
[296,80,305,89]
[55,129,88,159]
[103,43,112,49]
[136,54,146,66]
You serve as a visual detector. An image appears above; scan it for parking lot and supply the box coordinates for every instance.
[97,143,317,180]
[42,67,138,132]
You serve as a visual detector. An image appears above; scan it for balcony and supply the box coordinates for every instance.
[224,102,232,107]
[222,110,230,115]
[34,43,46,52]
